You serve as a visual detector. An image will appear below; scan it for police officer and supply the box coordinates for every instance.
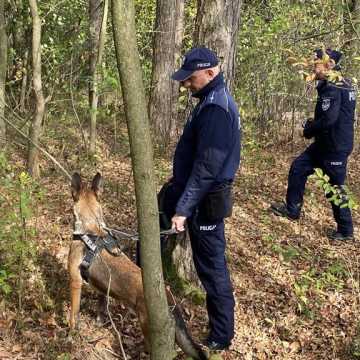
[271,48,356,241]
[164,47,241,350]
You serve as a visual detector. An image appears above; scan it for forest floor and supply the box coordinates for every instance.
[0,117,359,360]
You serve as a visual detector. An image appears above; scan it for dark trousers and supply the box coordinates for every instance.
[155,181,234,344]
[188,211,235,344]
[286,144,353,235]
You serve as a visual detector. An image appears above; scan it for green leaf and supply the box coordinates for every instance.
[314,168,323,177]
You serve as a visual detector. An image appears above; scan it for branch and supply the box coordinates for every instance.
[1,115,72,180]
[344,0,360,40]
[295,26,342,42]
[100,254,128,360]
[70,53,88,153]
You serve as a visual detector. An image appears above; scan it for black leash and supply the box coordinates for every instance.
[103,226,179,241]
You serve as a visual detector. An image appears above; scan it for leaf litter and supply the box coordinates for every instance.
[0,121,359,360]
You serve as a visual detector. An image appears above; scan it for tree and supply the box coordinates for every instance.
[89,0,109,154]
[28,0,45,178]
[194,0,242,91]
[0,0,7,145]
[343,0,360,78]
[148,0,185,142]
[111,0,175,358]
[172,0,185,129]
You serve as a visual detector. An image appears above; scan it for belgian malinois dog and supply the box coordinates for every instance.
[68,172,208,359]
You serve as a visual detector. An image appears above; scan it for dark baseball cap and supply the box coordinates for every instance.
[171,47,219,82]
[314,48,342,64]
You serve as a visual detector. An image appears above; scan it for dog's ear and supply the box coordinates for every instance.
[71,172,83,201]
[91,172,103,197]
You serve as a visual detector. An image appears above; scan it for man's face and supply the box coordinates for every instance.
[180,69,213,93]
[313,61,331,80]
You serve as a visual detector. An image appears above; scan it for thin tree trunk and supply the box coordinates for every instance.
[111,0,175,358]
[89,0,108,153]
[343,0,360,77]
[28,0,45,178]
[19,49,29,113]
[194,0,242,92]
[148,0,184,143]
[171,0,185,135]
[0,0,7,145]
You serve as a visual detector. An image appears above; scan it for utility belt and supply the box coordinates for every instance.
[158,180,234,226]
[199,183,233,222]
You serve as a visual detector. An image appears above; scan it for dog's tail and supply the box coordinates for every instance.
[172,304,208,360]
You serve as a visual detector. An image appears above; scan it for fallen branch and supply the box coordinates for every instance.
[1,115,72,180]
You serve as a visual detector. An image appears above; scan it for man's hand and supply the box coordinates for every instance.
[171,214,186,232]
[302,117,313,128]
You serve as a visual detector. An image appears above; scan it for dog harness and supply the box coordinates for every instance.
[73,231,123,282]
[73,228,177,282]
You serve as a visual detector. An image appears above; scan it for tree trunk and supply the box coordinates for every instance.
[111,0,175,358]
[194,0,242,92]
[19,49,29,113]
[171,0,185,134]
[89,0,108,154]
[0,0,7,145]
[343,0,360,78]
[28,0,45,178]
[148,0,185,143]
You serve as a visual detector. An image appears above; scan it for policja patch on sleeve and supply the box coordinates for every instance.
[322,98,331,111]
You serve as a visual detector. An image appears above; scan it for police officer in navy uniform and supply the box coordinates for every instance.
[271,48,356,241]
[163,47,241,350]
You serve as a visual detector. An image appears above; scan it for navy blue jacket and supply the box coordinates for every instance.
[303,79,356,154]
[173,73,241,218]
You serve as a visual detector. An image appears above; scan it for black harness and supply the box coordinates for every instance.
[73,231,123,282]
[73,227,178,282]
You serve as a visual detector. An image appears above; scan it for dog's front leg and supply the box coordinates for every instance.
[68,243,84,330]
[69,275,82,330]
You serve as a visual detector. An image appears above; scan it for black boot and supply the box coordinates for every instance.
[327,230,354,241]
[203,338,231,351]
[270,201,299,220]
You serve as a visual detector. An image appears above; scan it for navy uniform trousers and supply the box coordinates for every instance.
[162,182,235,344]
[286,144,353,236]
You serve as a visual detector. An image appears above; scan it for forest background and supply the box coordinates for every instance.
[0,0,360,359]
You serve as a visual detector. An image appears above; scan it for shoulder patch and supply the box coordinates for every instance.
[201,88,229,113]
[349,90,356,101]
[322,98,331,111]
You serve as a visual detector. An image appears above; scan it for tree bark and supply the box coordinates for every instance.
[194,0,242,92]
[343,0,360,78]
[148,0,185,143]
[171,0,185,133]
[111,0,175,358]
[19,49,29,113]
[0,0,7,145]
[89,0,108,154]
[28,0,45,178]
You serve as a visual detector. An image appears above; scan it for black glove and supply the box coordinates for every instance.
[303,118,314,139]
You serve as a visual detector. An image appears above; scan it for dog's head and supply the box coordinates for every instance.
[71,172,105,235]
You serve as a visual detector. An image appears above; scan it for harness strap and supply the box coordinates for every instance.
[73,232,122,282]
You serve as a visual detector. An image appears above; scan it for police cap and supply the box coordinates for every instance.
[171,47,219,82]
[314,48,342,64]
